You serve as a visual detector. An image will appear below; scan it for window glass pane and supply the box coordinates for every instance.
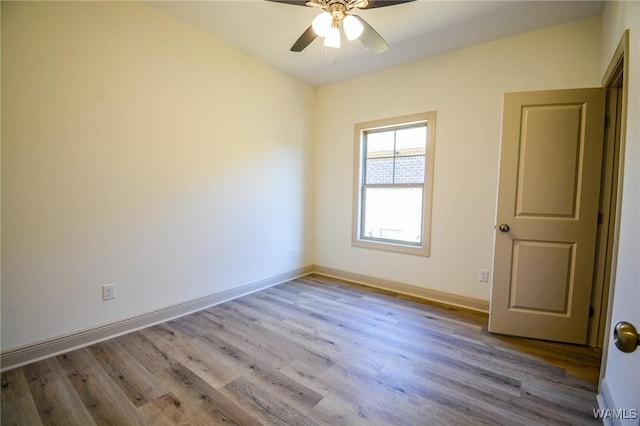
[394,155,425,184]
[395,126,426,156]
[366,131,394,158]
[362,187,423,244]
[365,157,394,184]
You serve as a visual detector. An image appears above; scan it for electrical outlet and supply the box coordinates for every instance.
[103,283,116,301]
[478,269,489,282]
[289,248,295,258]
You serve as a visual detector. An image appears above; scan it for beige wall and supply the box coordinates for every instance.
[1,1,315,350]
[599,1,640,414]
[314,17,602,301]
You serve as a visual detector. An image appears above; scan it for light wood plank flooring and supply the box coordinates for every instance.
[1,275,602,425]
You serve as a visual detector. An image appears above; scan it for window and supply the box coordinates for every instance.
[352,112,436,256]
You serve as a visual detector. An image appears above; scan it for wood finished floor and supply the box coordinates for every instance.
[1,275,602,425]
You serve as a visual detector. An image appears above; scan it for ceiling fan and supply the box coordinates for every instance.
[266,0,416,53]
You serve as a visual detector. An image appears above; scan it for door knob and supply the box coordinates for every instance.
[498,224,510,232]
[614,321,640,353]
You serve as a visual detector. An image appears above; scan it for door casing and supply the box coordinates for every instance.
[597,29,628,381]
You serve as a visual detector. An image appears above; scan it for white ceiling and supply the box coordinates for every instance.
[149,0,604,87]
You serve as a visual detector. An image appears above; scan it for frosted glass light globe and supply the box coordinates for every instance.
[323,26,341,48]
[343,15,364,41]
[312,12,332,37]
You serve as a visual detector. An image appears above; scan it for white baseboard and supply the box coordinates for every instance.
[597,379,619,426]
[311,265,490,313]
[1,264,489,372]
[0,266,313,372]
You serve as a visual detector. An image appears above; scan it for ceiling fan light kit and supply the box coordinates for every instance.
[267,0,415,53]
[312,11,362,47]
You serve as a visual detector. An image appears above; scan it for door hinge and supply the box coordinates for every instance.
[598,213,604,225]
[604,115,610,128]
[589,306,594,317]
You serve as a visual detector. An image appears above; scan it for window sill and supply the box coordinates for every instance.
[352,238,431,257]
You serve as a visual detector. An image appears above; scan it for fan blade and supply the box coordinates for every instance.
[363,0,416,9]
[264,0,309,6]
[291,26,318,52]
[352,15,388,54]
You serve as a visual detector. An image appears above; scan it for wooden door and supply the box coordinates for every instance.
[489,88,606,344]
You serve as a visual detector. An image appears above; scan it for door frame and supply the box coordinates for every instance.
[587,78,622,348]
[594,30,629,379]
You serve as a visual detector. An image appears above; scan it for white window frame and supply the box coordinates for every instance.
[352,111,436,256]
